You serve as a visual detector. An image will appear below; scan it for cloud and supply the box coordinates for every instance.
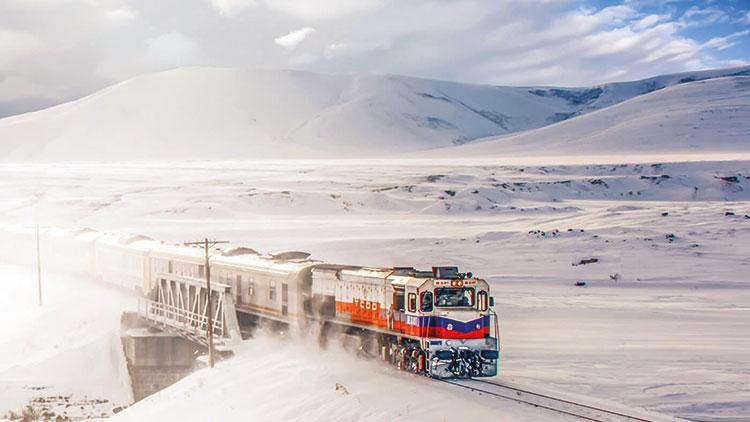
[0,29,42,68]
[209,0,257,17]
[145,32,200,67]
[103,7,139,24]
[274,27,316,49]
[703,29,750,52]
[0,0,748,117]
[265,0,380,20]
[678,6,728,28]
[632,14,662,30]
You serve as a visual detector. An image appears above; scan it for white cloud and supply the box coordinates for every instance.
[103,7,139,24]
[274,27,315,50]
[265,0,380,20]
[96,31,202,82]
[678,6,728,28]
[632,14,662,30]
[0,29,42,68]
[703,30,750,52]
[144,32,200,67]
[0,0,747,116]
[209,0,257,17]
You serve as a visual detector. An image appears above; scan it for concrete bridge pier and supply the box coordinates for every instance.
[120,313,202,402]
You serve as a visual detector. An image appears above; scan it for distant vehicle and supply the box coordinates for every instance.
[2,225,500,378]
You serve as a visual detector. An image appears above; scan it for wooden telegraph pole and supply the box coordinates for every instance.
[184,238,228,368]
[36,225,42,307]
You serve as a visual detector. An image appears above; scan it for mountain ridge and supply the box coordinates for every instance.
[438,75,750,158]
[0,65,748,161]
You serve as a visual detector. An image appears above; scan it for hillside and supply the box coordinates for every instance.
[443,76,750,159]
[0,66,747,161]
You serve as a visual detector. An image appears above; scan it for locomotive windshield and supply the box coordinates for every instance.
[434,287,475,307]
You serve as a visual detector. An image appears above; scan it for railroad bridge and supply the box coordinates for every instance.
[137,272,243,349]
[123,273,243,400]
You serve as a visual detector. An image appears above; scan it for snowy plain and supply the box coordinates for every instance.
[0,265,134,420]
[0,157,748,421]
[0,63,748,421]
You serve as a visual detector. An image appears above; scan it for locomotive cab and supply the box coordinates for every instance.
[388,266,499,378]
[424,267,498,378]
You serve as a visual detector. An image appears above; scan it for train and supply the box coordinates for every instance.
[0,225,500,378]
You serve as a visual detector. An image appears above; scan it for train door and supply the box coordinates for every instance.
[282,283,289,316]
[405,286,418,337]
[392,287,405,333]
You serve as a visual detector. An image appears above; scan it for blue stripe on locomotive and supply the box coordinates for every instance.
[407,315,490,333]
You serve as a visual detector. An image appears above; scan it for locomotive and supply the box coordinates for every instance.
[0,225,500,378]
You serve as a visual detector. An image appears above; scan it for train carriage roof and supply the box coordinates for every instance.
[148,242,207,260]
[97,232,160,252]
[213,252,320,274]
[73,228,103,242]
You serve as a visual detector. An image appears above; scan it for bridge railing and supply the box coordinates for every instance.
[139,298,224,339]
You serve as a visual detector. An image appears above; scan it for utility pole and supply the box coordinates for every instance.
[36,225,42,307]
[184,238,228,368]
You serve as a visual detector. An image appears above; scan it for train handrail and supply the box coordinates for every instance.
[490,309,500,342]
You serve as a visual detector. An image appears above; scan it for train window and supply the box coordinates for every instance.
[269,281,277,301]
[394,289,405,311]
[434,287,475,308]
[420,291,433,312]
[477,291,488,311]
[407,293,417,313]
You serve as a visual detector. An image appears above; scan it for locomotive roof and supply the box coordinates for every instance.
[314,265,394,279]
[390,275,430,288]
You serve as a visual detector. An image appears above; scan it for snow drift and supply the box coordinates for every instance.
[0,66,747,161]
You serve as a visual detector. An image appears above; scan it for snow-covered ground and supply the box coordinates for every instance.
[0,158,748,421]
[0,264,135,420]
[442,76,750,158]
[0,66,746,161]
[114,336,551,421]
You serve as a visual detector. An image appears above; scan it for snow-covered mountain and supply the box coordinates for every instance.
[0,66,748,160]
[442,76,750,158]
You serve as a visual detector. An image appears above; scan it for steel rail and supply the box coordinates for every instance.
[472,379,652,421]
[439,378,653,422]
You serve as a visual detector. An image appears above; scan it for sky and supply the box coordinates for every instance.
[0,0,748,118]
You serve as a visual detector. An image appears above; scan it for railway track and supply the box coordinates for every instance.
[440,378,654,422]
